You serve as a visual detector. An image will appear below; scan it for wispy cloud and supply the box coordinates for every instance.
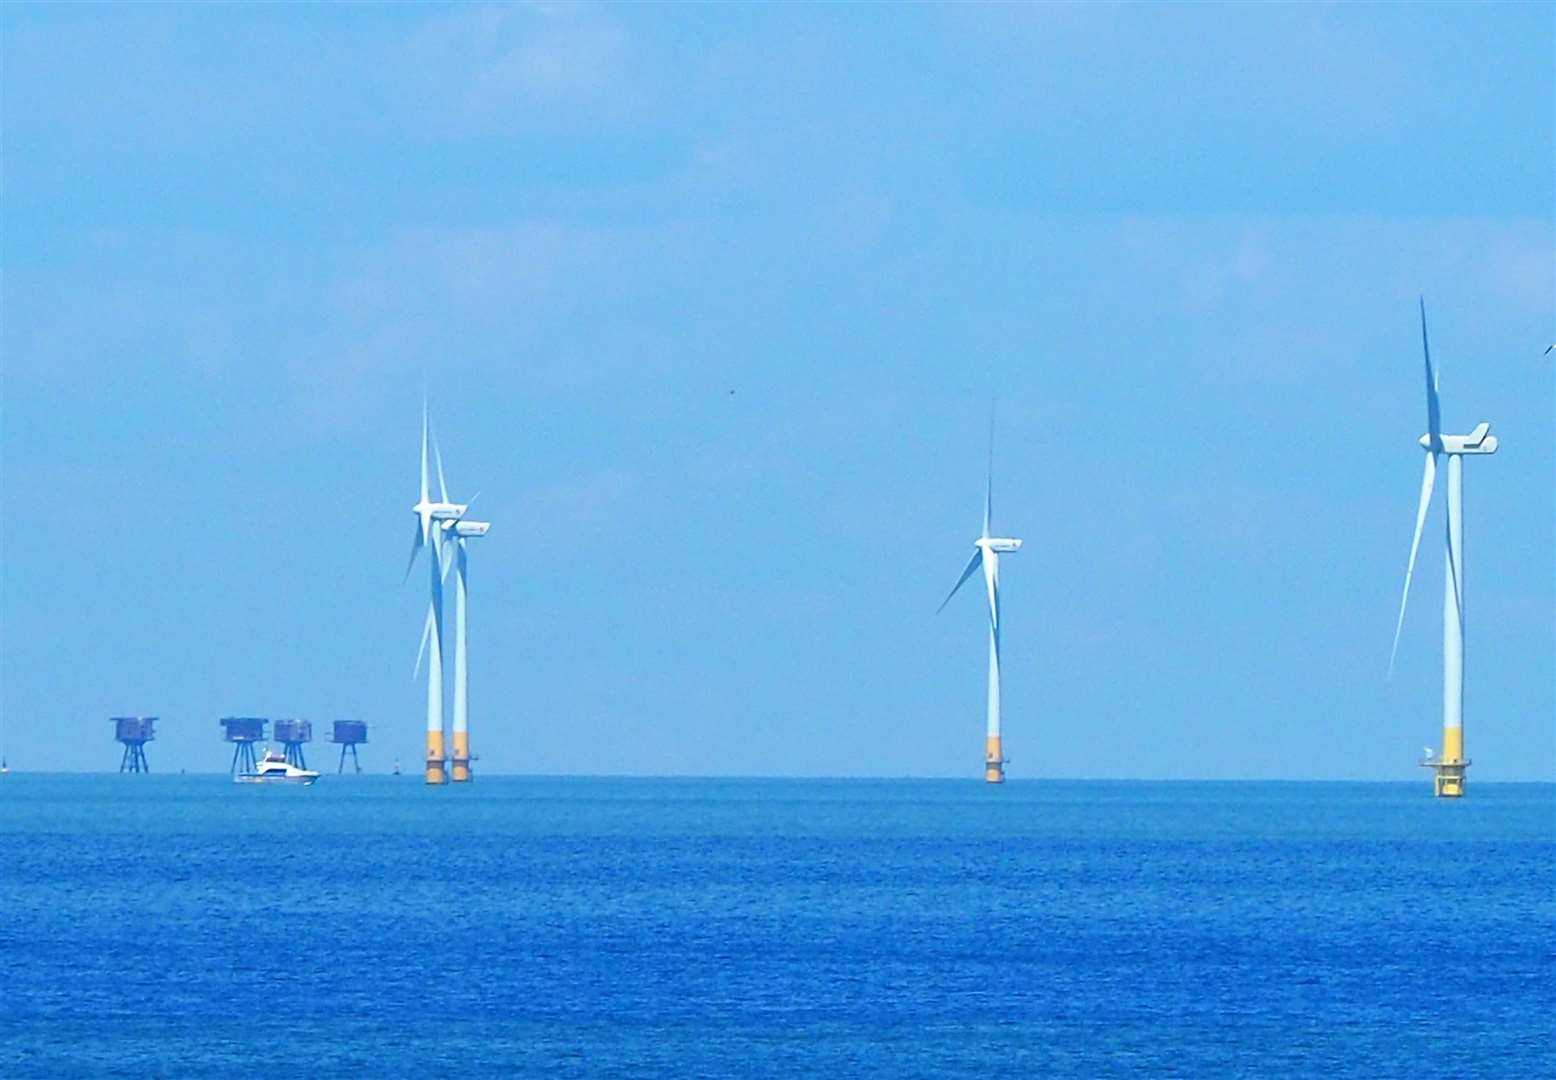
[500,467,647,551]
[1410,218,1554,316]
[942,3,1408,135]
[1119,219,1279,311]
[398,2,640,129]
[1118,214,1552,318]
[334,221,622,325]
[293,220,628,420]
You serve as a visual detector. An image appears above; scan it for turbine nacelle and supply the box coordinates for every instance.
[1420,422,1496,455]
[446,519,490,538]
[980,537,1022,554]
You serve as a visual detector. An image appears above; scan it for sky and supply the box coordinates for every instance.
[2,2,1552,779]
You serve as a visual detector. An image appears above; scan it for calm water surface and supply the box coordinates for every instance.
[1,776,1551,1078]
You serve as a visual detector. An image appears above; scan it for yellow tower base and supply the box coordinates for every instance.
[1421,727,1466,797]
[425,731,447,785]
[984,735,1005,784]
[451,732,471,783]
[1422,759,1467,797]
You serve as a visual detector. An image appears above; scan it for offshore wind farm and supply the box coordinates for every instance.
[65,303,1532,795]
[64,305,1531,796]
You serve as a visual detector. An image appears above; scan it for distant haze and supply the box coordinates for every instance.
[1,4,1551,779]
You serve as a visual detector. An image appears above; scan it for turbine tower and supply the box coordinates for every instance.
[447,515,490,782]
[1388,299,1498,798]
[938,416,1023,784]
[404,406,468,785]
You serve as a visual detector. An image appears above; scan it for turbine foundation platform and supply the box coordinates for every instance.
[1421,757,1468,798]
[425,731,447,785]
[1423,727,1468,797]
[451,732,472,782]
[984,735,1006,784]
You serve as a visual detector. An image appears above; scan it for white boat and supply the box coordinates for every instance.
[235,750,319,785]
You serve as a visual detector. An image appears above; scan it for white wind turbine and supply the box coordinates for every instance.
[1388,299,1498,797]
[410,424,489,783]
[445,505,489,783]
[938,417,1023,784]
[405,405,470,785]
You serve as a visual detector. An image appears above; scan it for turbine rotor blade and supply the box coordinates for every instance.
[1388,451,1437,676]
[1419,297,1441,445]
[937,549,984,613]
[402,525,424,584]
[431,427,450,505]
[420,402,430,507]
[1445,493,1463,624]
[983,403,995,539]
[982,551,999,631]
[414,602,434,678]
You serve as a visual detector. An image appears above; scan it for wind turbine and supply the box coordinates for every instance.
[938,415,1023,784]
[446,508,489,783]
[1388,299,1498,798]
[410,421,489,784]
[405,405,469,785]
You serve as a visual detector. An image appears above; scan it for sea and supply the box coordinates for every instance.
[1,775,1551,1079]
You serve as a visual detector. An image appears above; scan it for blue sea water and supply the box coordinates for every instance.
[1,776,1551,1078]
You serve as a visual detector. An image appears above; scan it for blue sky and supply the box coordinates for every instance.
[2,2,1551,778]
